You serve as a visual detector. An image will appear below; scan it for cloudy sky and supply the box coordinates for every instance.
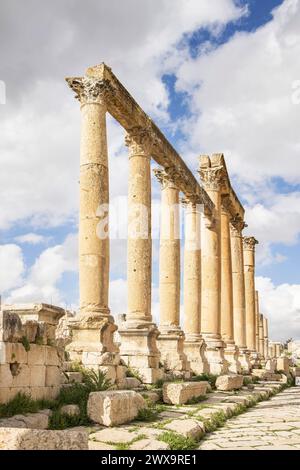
[0,0,300,341]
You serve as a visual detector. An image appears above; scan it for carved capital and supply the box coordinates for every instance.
[125,127,152,157]
[243,236,259,251]
[198,166,224,191]
[230,215,247,236]
[154,168,178,190]
[66,76,111,105]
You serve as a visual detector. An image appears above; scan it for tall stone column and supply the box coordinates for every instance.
[220,197,241,373]
[65,75,119,377]
[263,316,269,360]
[230,216,251,371]
[118,127,162,384]
[243,236,259,365]
[255,291,260,353]
[258,314,265,358]
[198,163,228,374]
[183,197,209,374]
[155,170,190,377]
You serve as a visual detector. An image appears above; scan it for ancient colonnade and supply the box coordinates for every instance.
[65,64,279,383]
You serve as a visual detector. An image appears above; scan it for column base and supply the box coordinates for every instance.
[249,351,260,368]
[202,334,229,375]
[66,312,121,384]
[238,349,252,373]
[224,343,242,374]
[184,335,210,375]
[157,327,191,378]
[118,320,163,384]
[265,358,276,373]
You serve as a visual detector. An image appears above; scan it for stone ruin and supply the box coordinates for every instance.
[0,64,291,409]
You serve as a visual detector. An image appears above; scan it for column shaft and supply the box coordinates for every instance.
[243,237,258,352]
[79,98,110,315]
[220,203,234,344]
[127,130,152,323]
[230,219,247,349]
[255,291,260,352]
[259,314,265,357]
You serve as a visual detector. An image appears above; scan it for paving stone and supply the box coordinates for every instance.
[90,428,136,443]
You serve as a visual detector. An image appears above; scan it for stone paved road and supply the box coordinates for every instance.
[198,387,300,450]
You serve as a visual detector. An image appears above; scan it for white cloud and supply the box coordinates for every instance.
[0,244,25,293]
[256,276,300,341]
[14,233,49,245]
[174,0,300,184]
[7,233,77,305]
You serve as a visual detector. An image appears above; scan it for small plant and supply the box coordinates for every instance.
[49,409,88,430]
[21,336,30,352]
[243,377,252,386]
[81,368,112,392]
[191,373,218,389]
[35,335,44,345]
[0,393,54,419]
[158,431,197,450]
[47,338,54,347]
[126,366,143,382]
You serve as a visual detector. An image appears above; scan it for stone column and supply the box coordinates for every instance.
[263,316,269,360]
[118,127,162,384]
[155,170,190,378]
[258,314,265,358]
[183,197,209,374]
[230,216,251,371]
[275,342,282,358]
[243,236,259,365]
[255,291,260,353]
[220,197,241,373]
[66,75,119,379]
[198,162,228,374]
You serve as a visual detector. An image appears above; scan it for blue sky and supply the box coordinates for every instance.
[0,0,300,340]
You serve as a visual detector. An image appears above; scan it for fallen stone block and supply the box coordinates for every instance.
[0,411,50,430]
[87,390,146,426]
[163,381,207,405]
[215,374,243,391]
[165,418,205,440]
[123,377,142,389]
[0,428,88,450]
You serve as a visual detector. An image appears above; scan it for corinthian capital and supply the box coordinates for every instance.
[125,127,152,157]
[154,168,178,190]
[66,76,111,105]
[243,236,259,251]
[198,166,224,191]
[230,215,247,236]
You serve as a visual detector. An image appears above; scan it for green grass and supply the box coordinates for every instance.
[186,395,207,405]
[125,367,143,382]
[191,373,218,389]
[158,431,197,450]
[0,392,54,419]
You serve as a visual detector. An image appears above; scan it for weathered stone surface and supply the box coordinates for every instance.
[87,390,146,426]
[141,391,160,403]
[90,428,134,443]
[123,377,142,389]
[65,371,82,383]
[60,404,80,416]
[130,439,170,450]
[165,418,205,439]
[0,411,50,430]
[89,441,115,450]
[162,381,207,405]
[0,428,88,450]
[216,374,243,391]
